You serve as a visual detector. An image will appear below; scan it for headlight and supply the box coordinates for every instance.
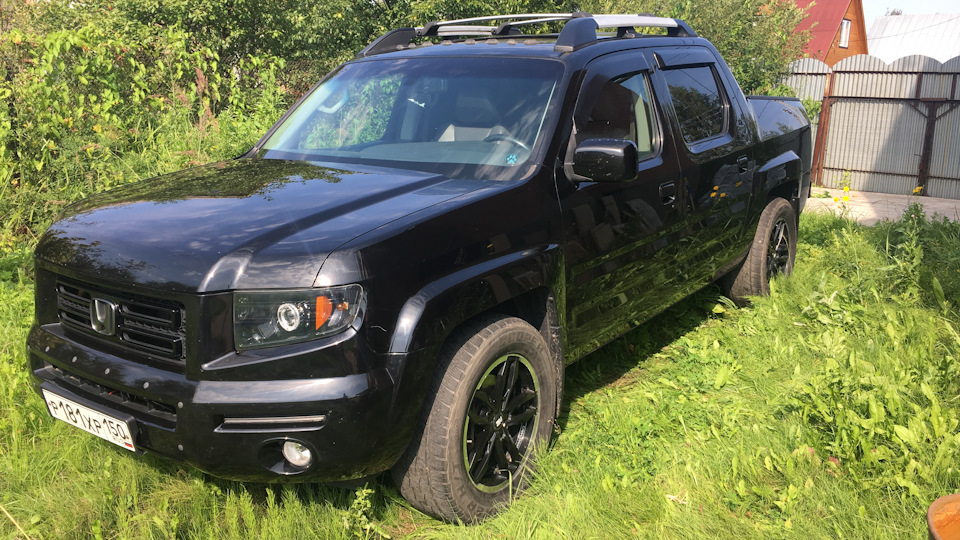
[233,285,363,350]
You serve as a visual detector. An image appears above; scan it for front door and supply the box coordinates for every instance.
[557,53,687,360]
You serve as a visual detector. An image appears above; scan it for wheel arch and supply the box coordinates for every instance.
[387,247,565,416]
[758,149,807,217]
[388,246,563,358]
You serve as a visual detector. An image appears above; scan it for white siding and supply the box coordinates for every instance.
[868,15,960,64]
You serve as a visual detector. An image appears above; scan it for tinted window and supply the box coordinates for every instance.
[662,66,726,144]
[300,75,402,148]
[577,72,656,157]
[262,58,563,181]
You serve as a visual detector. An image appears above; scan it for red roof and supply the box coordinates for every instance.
[795,0,852,60]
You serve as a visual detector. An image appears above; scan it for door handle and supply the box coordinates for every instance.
[659,182,677,207]
[737,155,749,173]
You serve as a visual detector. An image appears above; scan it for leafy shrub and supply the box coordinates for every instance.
[573,0,809,94]
[13,0,403,98]
[0,22,286,259]
[869,202,960,311]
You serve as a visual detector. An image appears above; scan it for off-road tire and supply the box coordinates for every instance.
[391,314,558,522]
[725,197,797,305]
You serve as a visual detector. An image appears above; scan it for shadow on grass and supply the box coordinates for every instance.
[133,449,379,518]
[555,285,723,432]
[120,286,726,531]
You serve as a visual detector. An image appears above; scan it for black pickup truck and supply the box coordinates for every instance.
[27,13,811,521]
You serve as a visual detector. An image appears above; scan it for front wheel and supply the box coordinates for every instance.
[391,315,558,522]
[724,197,798,305]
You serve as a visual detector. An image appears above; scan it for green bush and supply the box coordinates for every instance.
[869,203,960,310]
[0,22,286,261]
[572,0,809,94]
[12,0,405,98]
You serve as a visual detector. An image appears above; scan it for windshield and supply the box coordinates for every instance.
[261,57,564,180]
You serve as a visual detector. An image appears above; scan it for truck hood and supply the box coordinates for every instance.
[36,159,484,292]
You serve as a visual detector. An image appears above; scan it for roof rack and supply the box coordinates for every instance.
[357,12,697,57]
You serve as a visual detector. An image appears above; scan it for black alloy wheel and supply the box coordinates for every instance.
[392,315,559,522]
[463,353,539,492]
[766,215,792,279]
[724,197,798,305]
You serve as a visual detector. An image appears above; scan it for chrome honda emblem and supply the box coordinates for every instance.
[91,298,117,335]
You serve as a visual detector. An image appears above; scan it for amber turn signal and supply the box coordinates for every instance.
[315,296,332,330]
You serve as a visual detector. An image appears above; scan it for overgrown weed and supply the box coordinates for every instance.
[3,208,960,538]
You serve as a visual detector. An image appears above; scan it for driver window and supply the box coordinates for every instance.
[577,72,656,158]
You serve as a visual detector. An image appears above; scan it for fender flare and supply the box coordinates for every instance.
[758,150,802,196]
[388,244,561,355]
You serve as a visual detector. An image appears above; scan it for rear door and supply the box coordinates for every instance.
[648,47,758,283]
[557,52,689,360]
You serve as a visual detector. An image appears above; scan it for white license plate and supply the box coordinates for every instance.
[42,389,136,452]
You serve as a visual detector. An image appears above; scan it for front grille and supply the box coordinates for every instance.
[47,364,177,428]
[57,280,187,365]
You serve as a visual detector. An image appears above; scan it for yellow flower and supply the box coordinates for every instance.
[93,124,102,133]
[720,193,726,198]
[843,186,850,192]
[833,197,839,202]
[842,195,850,202]
[710,192,717,198]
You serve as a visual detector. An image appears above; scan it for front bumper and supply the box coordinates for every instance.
[28,323,429,482]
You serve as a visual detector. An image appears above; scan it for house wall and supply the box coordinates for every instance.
[822,1,869,66]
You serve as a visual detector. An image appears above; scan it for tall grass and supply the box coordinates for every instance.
[2,208,958,538]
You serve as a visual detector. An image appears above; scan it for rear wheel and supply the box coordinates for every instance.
[725,197,797,304]
[392,315,557,522]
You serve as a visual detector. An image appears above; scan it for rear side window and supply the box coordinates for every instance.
[662,66,726,144]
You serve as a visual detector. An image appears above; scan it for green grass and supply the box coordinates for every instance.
[2,209,959,539]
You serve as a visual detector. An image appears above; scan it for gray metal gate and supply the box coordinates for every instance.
[787,55,960,198]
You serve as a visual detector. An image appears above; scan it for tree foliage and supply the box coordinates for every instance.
[0,0,810,249]
[572,0,809,93]
[7,0,809,95]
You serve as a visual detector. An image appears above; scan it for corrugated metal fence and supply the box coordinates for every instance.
[786,54,960,198]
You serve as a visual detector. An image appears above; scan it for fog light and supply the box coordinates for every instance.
[282,440,313,468]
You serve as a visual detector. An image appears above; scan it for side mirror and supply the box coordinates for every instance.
[572,139,638,182]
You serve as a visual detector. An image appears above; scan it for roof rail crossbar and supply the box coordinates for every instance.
[359,13,697,57]
[494,16,573,36]
[433,25,501,37]
[419,13,575,37]
[418,13,573,36]
[430,17,571,38]
[555,14,697,51]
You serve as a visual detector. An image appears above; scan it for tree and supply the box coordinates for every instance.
[571,0,810,93]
